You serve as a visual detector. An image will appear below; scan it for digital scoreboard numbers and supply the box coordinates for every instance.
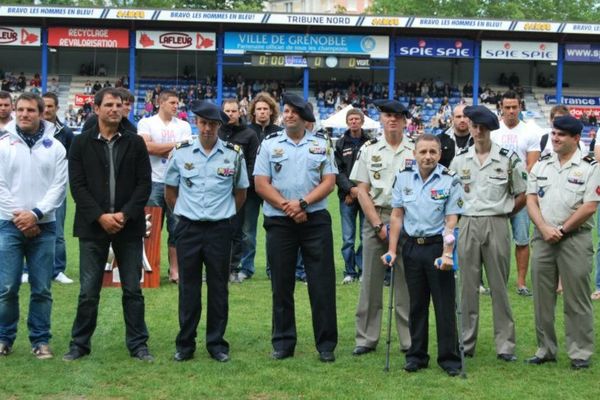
[250,54,370,69]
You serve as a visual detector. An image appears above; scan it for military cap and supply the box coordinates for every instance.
[553,115,583,136]
[372,99,411,118]
[463,105,499,130]
[282,93,315,122]
[190,100,228,124]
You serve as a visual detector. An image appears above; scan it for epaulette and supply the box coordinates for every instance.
[175,139,193,150]
[539,153,551,161]
[225,142,242,153]
[398,165,413,173]
[499,147,511,157]
[265,131,282,140]
[583,155,598,165]
[364,137,379,147]
[314,131,329,140]
[442,168,456,177]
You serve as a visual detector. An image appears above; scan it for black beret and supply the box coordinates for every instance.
[372,99,411,118]
[553,115,583,135]
[282,93,315,122]
[190,100,228,124]
[463,105,499,131]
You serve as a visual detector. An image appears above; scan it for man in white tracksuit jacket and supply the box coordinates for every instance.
[0,92,67,359]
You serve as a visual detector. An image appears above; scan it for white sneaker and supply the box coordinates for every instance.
[229,272,240,283]
[237,271,249,282]
[54,272,74,284]
[342,276,355,285]
[21,273,29,284]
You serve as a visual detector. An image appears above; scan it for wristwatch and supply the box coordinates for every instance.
[299,198,308,210]
[373,223,384,234]
[557,225,566,235]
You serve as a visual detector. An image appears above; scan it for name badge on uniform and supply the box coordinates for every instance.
[537,187,545,198]
[567,177,584,185]
[217,167,235,177]
[431,189,449,200]
[371,163,383,168]
[309,146,326,155]
[42,138,53,148]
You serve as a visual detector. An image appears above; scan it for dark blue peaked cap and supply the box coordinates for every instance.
[282,93,315,122]
[373,99,411,118]
[553,115,583,135]
[463,105,499,130]
[190,100,228,124]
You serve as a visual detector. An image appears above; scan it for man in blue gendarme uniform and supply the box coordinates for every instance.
[165,100,249,363]
[254,93,338,363]
[383,133,464,376]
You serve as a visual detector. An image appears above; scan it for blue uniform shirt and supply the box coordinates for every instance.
[391,163,464,237]
[165,138,249,221]
[253,130,338,217]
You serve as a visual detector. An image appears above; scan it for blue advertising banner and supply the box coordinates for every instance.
[396,37,474,58]
[544,94,600,106]
[565,44,600,62]
[224,32,389,59]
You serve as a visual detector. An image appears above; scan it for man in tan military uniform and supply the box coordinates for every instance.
[525,115,600,370]
[349,99,413,356]
[449,106,527,362]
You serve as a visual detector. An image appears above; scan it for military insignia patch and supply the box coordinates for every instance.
[457,198,464,208]
[372,155,382,162]
[272,148,284,158]
[373,171,381,180]
[309,147,326,155]
[464,184,470,193]
[217,167,235,177]
[430,189,449,200]
[538,187,545,198]
[596,186,600,195]
[184,162,194,170]
[274,162,282,172]
[521,172,527,179]
[403,187,413,195]
[405,159,416,169]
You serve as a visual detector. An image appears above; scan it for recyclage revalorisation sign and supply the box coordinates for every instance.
[224,32,389,59]
[565,44,600,62]
[396,38,474,58]
[481,40,557,60]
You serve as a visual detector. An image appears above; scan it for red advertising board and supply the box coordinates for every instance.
[569,106,600,119]
[48,27,129,48]
[74,94,94,107]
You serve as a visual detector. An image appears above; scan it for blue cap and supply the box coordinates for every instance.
[282,93,315,122]
[190,100,228,124]
[463,105,499,130]
[372,99,411,118]
[553,115,583,136]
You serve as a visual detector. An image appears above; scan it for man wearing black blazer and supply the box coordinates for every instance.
[63,88,153,362]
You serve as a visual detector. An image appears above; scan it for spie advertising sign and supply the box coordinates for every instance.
[481,40,558,60]
[0,26,40,46]
[396,38,474,58]
[136,31,216,51]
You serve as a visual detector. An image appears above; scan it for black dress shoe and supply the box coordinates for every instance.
[445,367,461,377]
[62,348,88,362]
[497,353,517,362]
[319,351,335,362]
[210,352,230,363]
[173,351,194,362]
[132,348,154,362]
[525,355,556,365]
[272,350,294,360]
[404,361,427,372]
[571,359,590,370]
[352,346,375,356]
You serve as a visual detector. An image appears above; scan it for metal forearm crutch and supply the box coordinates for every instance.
[384,254,394,372]
[453,227,467,379]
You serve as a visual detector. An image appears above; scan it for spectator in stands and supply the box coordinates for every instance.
[64,104,77,127]
[1,78,11,92]
[423,95,433,108]
[103,80,112,89]
[29,73,41,88]
[462,82,473,97]
[151,84,162,102]
[588,111,597,126]
[92,81,102,94]
[83,80,92,94]
[96,64,107,76]
[16,72,27,92]
[48,78,59,93]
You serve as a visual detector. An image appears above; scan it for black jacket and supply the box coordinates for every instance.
[438,132,456,168]
[53,119,74,158]
[219,121,260,188]
[69,120,152,240]
[248,122,283,142]
[334,129,370,200]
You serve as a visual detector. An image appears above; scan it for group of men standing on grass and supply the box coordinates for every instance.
[0,88,598,374]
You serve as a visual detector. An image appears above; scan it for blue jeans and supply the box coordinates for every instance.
[340,200,364,278]
[510,208,530,246]
[147,182,178,246]
[240,190,262,277]
[0,220,56,346]
[595,207,600,290]
[54,199,67,276]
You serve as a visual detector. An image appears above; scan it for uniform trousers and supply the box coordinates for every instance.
[403,238,460,370]
[264,210,337,353]
[355,207,410,351]
[175,217,234,356]
[531,228,594,361]
[458,215,515,356]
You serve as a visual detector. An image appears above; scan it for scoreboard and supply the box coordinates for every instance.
[249,54,370,69]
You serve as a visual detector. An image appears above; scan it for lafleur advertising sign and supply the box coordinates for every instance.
[396,38,474,58]
[481,40,558,60]
[48,27,129,48]
[136,31,216,51]
[0,26,40,46]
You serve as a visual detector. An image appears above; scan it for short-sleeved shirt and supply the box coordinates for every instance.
[138,114,192,183]
[253,130,337,217]
[164,138,249,221]
[392,163,464,237]
[450,142,527,216]
[527,150,600,229]
[491,120,540,162]
[349,136,415,208]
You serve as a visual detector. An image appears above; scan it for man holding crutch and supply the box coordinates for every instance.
[383,133,464,376]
